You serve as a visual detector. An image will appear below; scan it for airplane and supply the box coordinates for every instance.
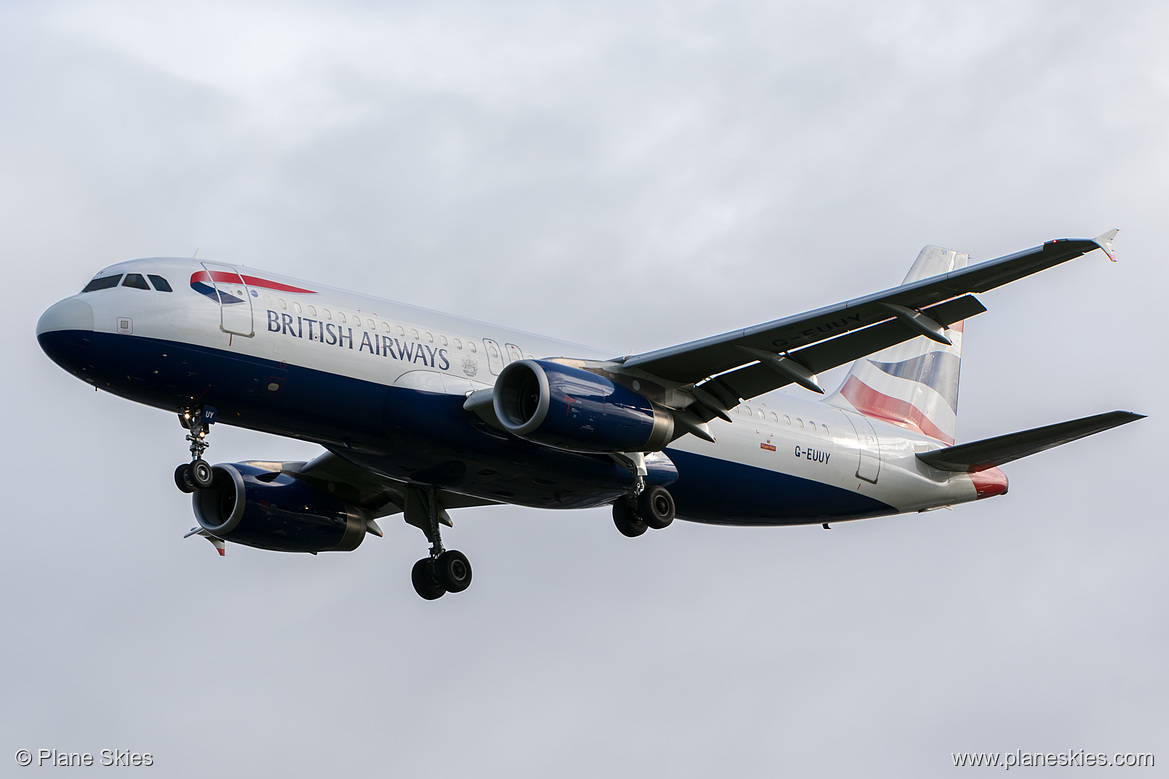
[36,230,1143,600]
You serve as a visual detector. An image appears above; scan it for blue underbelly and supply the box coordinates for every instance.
[664,449,896,525]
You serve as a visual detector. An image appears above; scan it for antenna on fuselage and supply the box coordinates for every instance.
[193,249,201,259]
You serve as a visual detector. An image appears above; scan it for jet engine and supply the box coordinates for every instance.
[492,360,674,453]
[192,463,368,553]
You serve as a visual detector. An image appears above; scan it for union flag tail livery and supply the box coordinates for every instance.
[827,246,968,446]
[37,230,1143,600]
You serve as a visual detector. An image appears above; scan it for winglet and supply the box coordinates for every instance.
[1093,229,1119,262]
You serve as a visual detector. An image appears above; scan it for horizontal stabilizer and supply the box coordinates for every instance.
[916,411,1144,472]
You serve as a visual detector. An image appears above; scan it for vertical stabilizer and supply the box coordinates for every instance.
[825,246,969,444]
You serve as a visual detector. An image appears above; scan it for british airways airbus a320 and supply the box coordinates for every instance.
[37,231,1142,599]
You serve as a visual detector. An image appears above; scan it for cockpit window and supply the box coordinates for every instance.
[148,274,173,292]
[122,273,150,290]
[81,275,122,293]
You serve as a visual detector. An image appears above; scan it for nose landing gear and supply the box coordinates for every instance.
[173,406,216,493]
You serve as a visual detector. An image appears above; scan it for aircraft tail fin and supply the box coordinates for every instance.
[825,246,970,444]
[916,411,1144,471]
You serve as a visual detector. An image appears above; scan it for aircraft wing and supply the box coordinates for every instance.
[617,232,1116,417]
[244,451,501,521]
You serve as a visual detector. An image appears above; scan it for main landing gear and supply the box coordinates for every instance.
[173,406,215,494]
[405,486,473,601]
[612,485,675,538]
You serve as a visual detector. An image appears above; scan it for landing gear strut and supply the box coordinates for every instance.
[174,406,215,493]
[405,486,473,600]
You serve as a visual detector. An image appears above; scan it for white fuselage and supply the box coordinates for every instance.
[38,257,997,524]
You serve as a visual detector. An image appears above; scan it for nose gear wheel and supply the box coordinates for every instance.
[175,406,215,492]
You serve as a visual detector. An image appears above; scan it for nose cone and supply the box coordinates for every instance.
[37,297,95,375]
[37,297,94,336]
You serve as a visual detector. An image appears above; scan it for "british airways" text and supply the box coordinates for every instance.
[266,310,450,370]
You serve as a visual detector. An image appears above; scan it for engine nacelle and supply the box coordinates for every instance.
[193,463,368,553]
[492,360,674,453]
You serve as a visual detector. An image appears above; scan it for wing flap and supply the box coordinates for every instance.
[709,295,985,405]
[916,411,1144,472]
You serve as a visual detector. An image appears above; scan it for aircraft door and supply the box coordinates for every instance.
[200,262,255,337]
[483,338,505,375]
[842,411,881,483]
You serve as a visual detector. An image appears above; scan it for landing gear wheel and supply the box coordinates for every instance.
[612,497,647,538]
[190,458,214,489]
[411,558,446,600]
[639,486,675,530]
[174,464,196,494]
[179,406,214,489]
[435,550,473,593]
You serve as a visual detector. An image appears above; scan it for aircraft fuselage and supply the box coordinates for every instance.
[38,257,996,526]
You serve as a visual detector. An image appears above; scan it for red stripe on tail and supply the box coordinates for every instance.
[839,375,955,445]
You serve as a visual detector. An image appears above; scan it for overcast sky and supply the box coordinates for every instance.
[2,1,1166,776]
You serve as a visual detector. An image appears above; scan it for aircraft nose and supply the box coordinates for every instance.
[37,297,95,375]
[37,297,94,336]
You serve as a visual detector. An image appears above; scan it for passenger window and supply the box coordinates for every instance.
[823,425,829,436]
[293,301,302,314]
[797,418,804,429]
[469,342,477,353]
[381,322,391,333]
[784,415,791,425]
[412,329,420,340]
[322,308,331,320]
[81,275,122,293]
[426,332,434,343]
[367,318,375,329]
[397,325,405,336]
[770,412,778,423]
[338,312,346,323]
[757,409,765,420]
[122,273,150,290]
[440,335,448,346]
[147,274,172,292]
[308,305,317,317]
[279,299,288,310]
[809,421,817,432]
[454,339,463,350]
